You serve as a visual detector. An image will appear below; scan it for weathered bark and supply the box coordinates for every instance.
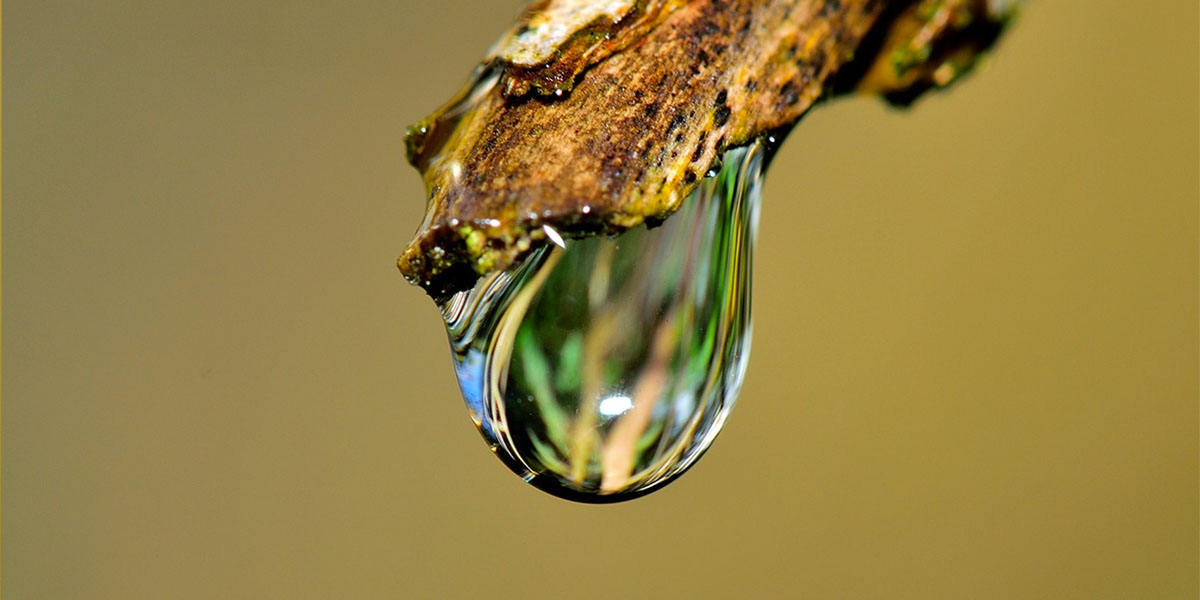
[399,0,1019,300]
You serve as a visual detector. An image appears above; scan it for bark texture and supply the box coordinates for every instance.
[400,0,1018,299]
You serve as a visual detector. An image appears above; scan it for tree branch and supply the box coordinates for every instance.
[399,0,1019,299]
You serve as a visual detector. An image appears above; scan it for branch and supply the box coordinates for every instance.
[399,0,1019,299]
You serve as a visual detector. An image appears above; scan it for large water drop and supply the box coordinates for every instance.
[441,140,766,502]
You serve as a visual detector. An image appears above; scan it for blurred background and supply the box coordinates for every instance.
[4,1,1197,598]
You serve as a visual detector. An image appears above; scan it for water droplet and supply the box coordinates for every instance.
[440,140,766,502]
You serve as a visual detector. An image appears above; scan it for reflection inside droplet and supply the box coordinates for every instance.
[440,140,767,502]
[598,395,633,418]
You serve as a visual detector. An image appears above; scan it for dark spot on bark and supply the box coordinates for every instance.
[668,113,686,131]
[683,170,697,184]
[812,47,828,69]
[715,89,728,106]
[714,105,731,127]
[779,81,800,106]
[690,131,708,162]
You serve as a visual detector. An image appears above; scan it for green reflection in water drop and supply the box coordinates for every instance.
[442,139,766,502]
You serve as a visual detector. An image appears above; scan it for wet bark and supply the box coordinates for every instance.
[399,0,1019,300]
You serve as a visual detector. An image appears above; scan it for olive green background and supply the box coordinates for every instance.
[4,1,1197,598]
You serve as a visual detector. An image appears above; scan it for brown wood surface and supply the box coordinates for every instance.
[399,0,1017,299]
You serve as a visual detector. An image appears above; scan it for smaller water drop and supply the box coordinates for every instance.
[442,140,767,502]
